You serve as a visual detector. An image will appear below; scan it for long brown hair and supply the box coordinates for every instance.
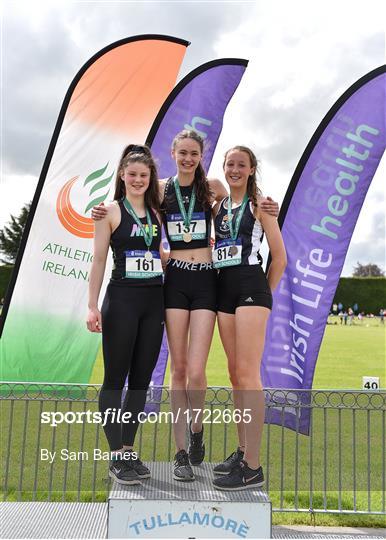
[172,130,212,209]
[113,144,160,212]
[223,145,262,206]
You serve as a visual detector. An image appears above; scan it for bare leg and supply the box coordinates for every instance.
[235,306,270,469]
[166,308,190,451]
[217,312,245,449]
[186,310,216,432]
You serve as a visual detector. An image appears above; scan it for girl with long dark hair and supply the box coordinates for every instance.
[87,145,164,485]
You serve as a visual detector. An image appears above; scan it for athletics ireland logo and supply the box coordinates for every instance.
[56,163,114,238]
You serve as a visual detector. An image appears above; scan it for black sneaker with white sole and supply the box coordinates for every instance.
[188,422,205,465]
[213,447,244,475]
[124,455,151,479]
[173,449,195,481]
[212,460,265,491]
[109,458,141,485]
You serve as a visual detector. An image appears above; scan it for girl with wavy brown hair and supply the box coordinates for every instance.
[212,146,287,490]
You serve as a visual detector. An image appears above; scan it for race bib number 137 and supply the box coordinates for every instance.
[167,212,206,241]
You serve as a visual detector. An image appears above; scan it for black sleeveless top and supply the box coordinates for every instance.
[162,177,212,250]
[110,200,162,286]
[214,198,264,266]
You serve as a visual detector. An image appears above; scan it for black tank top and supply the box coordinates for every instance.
[110,200,162,286]
[214,198,264,266]
[162,177,212,250]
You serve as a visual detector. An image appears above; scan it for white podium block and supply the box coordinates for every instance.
[108,462,271,539]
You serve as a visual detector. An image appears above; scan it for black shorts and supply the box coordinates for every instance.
[217,264,272,314]
[164,259,217,312]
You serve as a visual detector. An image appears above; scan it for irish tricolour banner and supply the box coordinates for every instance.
[261,66,386,434]
[0,36,188,383]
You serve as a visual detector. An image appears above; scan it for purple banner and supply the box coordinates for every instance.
[147,59,248,176]
[261,67,386,434]
[146,59,248,396]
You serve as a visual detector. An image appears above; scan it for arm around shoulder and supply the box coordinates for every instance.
[208,178,228,202]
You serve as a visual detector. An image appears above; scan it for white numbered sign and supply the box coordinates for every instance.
[167,212,206,241]
[213,239,242,269]
[362,376,380,391]
[125,250,163,279]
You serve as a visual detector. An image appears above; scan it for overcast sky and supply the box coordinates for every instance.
[1,0,385,275]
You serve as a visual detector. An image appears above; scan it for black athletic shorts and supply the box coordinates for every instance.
[217,264,272,314]
[164,258,217,312]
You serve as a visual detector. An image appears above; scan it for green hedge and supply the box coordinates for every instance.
[333,277,386,314]
[0,266,13,301]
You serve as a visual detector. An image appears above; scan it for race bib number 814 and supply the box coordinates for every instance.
[213,239,242,269]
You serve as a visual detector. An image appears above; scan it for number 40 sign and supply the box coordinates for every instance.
[362,376,380,391]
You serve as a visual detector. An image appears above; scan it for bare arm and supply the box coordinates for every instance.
[87,208,113,332]
[154,210,169,269]
[258,211,287,292]
[208,178,228,203]
[91,202,108,221]
[158,178,167,203]
[211,200,221,219]
[257,195,280,217]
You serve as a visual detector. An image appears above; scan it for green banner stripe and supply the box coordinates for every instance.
[89,173,114,195]
[84,191,110,214]
[83,163,109,186]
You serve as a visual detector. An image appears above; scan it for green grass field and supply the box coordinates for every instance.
[90,315,385,389]
[1,316,385,527]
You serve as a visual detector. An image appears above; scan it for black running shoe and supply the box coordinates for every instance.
[213,447,244,475]
[212,460,265,491]
[124,454,151,479]
[109,458,141,485]
[173,449,195,481]
[188,422,205,465]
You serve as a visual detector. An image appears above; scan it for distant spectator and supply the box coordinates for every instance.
[332,303,338,315]
[353,303,358,314]
[339,311,344,324]
[348,307,354,325]
[380,308,385,325]
[338,302,343,311]
[343,310,348,325]
[358,312,363,324]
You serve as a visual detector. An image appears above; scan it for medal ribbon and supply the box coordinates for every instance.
[227,194,249,241]
[123,198,153,249]
[173,176,196,229]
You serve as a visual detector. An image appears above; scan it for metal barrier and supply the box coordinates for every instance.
[1,383,385,516]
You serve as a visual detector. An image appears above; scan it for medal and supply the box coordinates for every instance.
[174,177,196,239]
[229,245,238,256]
[227,194,249,246]
[123,199,154,252]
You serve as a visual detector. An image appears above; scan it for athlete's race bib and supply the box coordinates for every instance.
[166,212,206,241]
[213,239,242,269]
[125,250,163,279]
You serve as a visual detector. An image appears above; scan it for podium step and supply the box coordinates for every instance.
[108,461,271,538]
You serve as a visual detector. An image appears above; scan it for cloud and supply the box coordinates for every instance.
[3,1,252,177]
[2,0,385,276]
